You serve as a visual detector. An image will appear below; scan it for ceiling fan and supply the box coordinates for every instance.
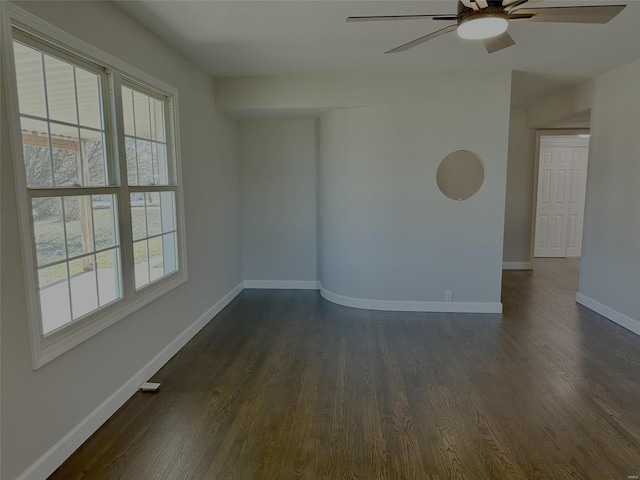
[346,0,626,54]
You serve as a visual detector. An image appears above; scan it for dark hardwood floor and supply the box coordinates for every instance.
[50,259,640,479]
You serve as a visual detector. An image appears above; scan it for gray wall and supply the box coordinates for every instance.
[218,72,512,306]
[239,119,317,281]
[1,2,243,478]
[315,73,512,304]
[578,60,640,322]
[503,108,537,264]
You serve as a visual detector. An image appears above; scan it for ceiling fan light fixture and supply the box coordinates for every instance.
[457,14,509,40]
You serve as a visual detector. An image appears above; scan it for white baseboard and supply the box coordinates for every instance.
[502,261,533,270]
[16,282,244,480]
[576,292,640,337]
[320,286,502,313]
[244,280,320,290]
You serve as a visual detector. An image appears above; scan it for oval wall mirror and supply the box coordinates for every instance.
[436,150,485,201]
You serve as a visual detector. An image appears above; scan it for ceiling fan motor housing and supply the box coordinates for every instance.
[457,5,510,39]
[458,5,509,21]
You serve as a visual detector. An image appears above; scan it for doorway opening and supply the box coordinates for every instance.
[529,130,590,292]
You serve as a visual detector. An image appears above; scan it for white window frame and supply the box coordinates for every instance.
[1,3,189,369]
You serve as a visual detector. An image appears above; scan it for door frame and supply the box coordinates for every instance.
[528,129,591,267]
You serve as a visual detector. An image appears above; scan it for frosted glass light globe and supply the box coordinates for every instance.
[457,16,509,40]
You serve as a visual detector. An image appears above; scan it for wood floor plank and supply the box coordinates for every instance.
[49,259,640,479]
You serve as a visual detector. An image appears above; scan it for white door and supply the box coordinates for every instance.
[534,136,590,258]
[566,146,589,257]
[535,145,573,257]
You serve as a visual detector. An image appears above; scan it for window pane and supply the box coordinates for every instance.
[130,193,147,240]
[51,150,78,186]
[163,232,178,274]
[34,194,120,264]
[96,249,121,307]
[39,247,123,332]
[92,195,118,250]
[131,191,178,290]
[130,192,176,239]
[13,41,47,118]
[136,139,154,186]
[81,129,107,186]
[145,193,161,237]
[21,117,53,187]
[133,90,151,139]
[16,42,108,190]
[150,97,165,143]
[134,240,149,289]
[150,143,160,185]
[125,137,138,186]
[154,143,169,184]
[64,196,95,258]
[123,86,170,186]
[31,195,119,269]
[50,122,80,186]
[122,87,135,136]
[148,236,164,282]
[69,256,99,320]
[39,264,72,334]
[75,67,102,130]
[44,54,78,125]
[159,191,176,233]
[32,197,65,266]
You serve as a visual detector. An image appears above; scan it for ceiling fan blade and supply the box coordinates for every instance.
[474,0,489,8]
[503,0,530,12]
[513,5,626,24]
[484,32,516,53]
[508,13,535,21]
[385,24,457,54]
[347,14,456,22]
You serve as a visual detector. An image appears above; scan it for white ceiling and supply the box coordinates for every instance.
[115,0,640,106]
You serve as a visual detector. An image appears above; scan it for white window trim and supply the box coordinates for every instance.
[1,3,189,369]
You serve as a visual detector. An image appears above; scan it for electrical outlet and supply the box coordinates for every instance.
[445,290,453,302]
